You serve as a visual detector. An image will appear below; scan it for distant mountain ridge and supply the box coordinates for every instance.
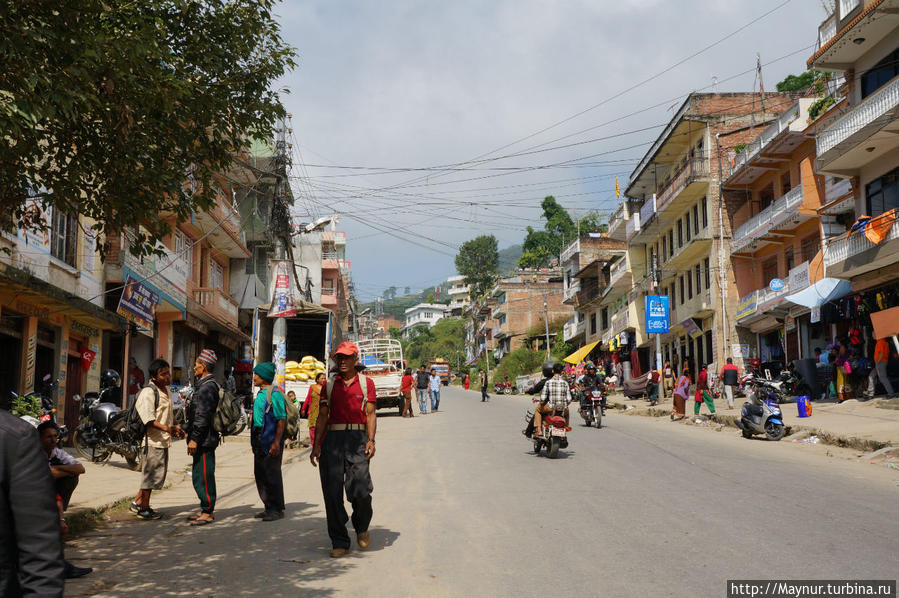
[498,244,522,273]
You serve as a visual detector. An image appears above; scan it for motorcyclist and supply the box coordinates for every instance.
[522,362,554,438]
[534,362,572,436]
[577,363,606,410]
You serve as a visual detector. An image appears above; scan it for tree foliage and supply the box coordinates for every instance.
[403,318,466,370]
[518,196,607,268]
[0,1,296,258]
[776,70,822,93]
[455,234,499,298]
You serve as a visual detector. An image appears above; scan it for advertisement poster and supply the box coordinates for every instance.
[644,295,670,333]
[680,318,703,339]
[736,291,758,319]
[116,275,159,330]
[269,260,297,318]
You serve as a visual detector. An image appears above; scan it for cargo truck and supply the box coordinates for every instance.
[428,358,450,386]
[357,338,405,414]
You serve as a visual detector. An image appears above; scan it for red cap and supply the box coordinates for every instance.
[331,341,359,357]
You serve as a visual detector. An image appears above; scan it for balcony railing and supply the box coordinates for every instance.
[625,213,641,239]
[825,177,852,204]
[640,194,657,228]
[560,238,580,264]
[576,278,601,306]
[733,104,802,173]
[608,257,629,287]
[563,278,580,302]
[824,216,899,267]
[563,317,586,342]
[818,76,899,157]
[608,203,628,237]
[655,157,710,211]
[732,186,805,250]
[194,288,238,324]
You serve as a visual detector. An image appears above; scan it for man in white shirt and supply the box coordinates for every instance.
[38,421,85,511]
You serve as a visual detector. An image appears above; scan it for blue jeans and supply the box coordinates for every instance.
[417,388,429,413]
[430,389,440,411]
[481,385,489,401]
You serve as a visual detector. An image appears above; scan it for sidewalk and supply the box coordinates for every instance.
[606,390,899,452]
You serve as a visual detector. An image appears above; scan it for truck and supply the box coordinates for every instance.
[252,303,341,402]
[428,358,450,386]
[357,338,405,414]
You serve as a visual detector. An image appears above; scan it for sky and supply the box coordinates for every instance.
[273,0,831,301]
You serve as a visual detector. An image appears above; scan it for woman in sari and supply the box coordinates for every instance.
[672,368,691,420]
[301,372,326,445]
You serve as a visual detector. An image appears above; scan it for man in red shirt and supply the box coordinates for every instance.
[310,342,378,558]
[720,358,740,409]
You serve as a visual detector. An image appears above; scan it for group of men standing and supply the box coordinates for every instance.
[412,364,442,414]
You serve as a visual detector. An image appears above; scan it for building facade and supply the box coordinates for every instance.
[490,272,570,361]
[403,302,450,338]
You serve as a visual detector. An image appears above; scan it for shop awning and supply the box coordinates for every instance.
[784,278,852,309]
[563,340,600,364]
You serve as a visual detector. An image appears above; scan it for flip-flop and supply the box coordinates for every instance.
[189,517,214,526]
[186,512,204,521]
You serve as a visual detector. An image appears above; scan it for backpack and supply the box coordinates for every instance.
[325,374,370,411]
[123,385,159,440]
[213,385,245,436]
[262,387,299,439]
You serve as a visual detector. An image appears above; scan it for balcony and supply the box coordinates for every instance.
[666,227,712,270]
[816,76,899,175]
[607,203,628,240]
[492,304,506,319]
[625,213,641,240]
[676,289,716,322]
[193,287,239,325]
[321,287,338,307]
[448,284,470,296]
[561,238,580,264]
[732,186,806,252]
[809,0,899,71]
[322,250,340,270]
[640,194,657,229]
[563,317,586,342]
[575,278,601,308]
[823,215,899,277]
[608,257,631,289]
[656,157,711,213]
[322,230,346,246]
[563,278,580,303]
[731,102,806,176]
[193,196,249,258]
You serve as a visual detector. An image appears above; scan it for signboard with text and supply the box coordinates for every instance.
[268,260,297,318]
[116,275,159,330]
[644,295,670,333]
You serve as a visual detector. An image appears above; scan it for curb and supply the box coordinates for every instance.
[607,398,891,453]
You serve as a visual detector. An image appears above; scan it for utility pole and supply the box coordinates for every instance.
[651,252,663,373]
[543,289,551,359]
[271,117,291,387]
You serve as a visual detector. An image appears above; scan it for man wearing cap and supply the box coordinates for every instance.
[186,349,220,526]
[251,362,287,521]
[310,341,378,558]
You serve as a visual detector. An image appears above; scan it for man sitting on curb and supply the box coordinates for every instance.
[38,421,84,511]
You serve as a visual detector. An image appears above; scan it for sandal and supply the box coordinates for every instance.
[189,517,214,526]
[186,512,203,521]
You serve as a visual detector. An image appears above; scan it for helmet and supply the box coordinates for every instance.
[585,361,596,371]
[541,362,555,378]
[100,369,121,389]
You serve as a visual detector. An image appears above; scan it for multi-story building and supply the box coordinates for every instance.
[723,98,833,365]
[808,0,899,317]
[623,93,798,378]
[463,297,498,364]
[446,275,471,315]
[490,271,570,360]
[402,302,450,338]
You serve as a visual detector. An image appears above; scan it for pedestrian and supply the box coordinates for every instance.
[127,356,145,407]
[186,349,220,526]
[302,373,326,445]
[672,368,690,420]
[463,373,470,390]
[310,341,378,558]
[694,364,716,416]
[663,360,674,398]
[429,367,441,412]
[39,420,85,511]
[130,359,185,520]
[647,368,660,406]
[0,409,66,595]
[720,358,739,409]
[415,364,430,414]
[479,368,489,402]
[835,343,852,402]
[866,336,896,399]
[251,362,287,521]
[285,390,298,445]
[401,368,415,417]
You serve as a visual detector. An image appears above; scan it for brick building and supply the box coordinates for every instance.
[490,271,571,360]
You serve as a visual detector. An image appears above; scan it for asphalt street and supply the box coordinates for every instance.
[67,386,899,597]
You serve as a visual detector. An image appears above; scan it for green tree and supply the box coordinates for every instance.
[455,235,499,298]
[1,1,296,258]
[518,197,606,268]
[404,286,411,295]
[776,70,822,93]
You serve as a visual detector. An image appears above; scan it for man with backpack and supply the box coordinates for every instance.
[186,349,220,526]
[250,362,287,521]
[130,359,185,520]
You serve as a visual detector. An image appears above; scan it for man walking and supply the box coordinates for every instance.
[251,362,287,521]
[415,364,430,414]
[310,342,378,558]
[186,349,219,526]
[866,336,896,399]
[429,367,441,412]
[131,359,184,520]
[720,358,740,409]
[479,368,489,402]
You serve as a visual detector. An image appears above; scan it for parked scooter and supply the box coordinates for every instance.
[734,380,785,441]
[71,369,143,470]
[493,380,512,395]
[578,387,605,429]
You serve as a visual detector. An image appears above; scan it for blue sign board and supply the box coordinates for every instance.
[644,295,670,334]
[769,278,785,292]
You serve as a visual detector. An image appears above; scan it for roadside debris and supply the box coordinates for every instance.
[792,435,820,444]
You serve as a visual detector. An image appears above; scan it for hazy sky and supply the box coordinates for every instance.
[275,0,829,301]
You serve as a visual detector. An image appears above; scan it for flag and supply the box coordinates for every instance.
[615,177,620,198]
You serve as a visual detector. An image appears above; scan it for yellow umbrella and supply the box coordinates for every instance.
[563,340,600,365]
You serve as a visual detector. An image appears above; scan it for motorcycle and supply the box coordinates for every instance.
[578,387,605,429]
[526,407,571,459]
[71,370,143,471]
[493,381,512,395]
[10,375,67,436]
[734,380,786,441]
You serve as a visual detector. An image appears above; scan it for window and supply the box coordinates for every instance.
[701,196,708,229]
[601,308,608,330]
[209,258,224,290]
[759,184,775,211]
[785,247,795,272]
[781,171,791,196]
[800,235,819,263]
[693,204,700,233]
[662,234,668,262]
[175,230,194,277]
[865,166,899,217]
[685,215,692,242]
[590,313,597,335]
[50,209,77,266]
[861,48,899,99]
[679,276,685,304]
[704,258,711,290]
[695,264,702,296]
[839,0,859,19]
[687,270,693,300]
[762,258,778,285]
[677,220,683,247]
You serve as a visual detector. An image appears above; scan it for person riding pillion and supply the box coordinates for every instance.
[534,362,572,436]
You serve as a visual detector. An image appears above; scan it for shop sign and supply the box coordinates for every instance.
[732,344,749,358]
[70,321,99,338]
[644,295,670,334]
[788,261,810,292]
[184,313,209,335]
[785,315,796,331]
[768,278,785,292]
[680,318,703,339]
[269,260,297,318]
[116,275,159,330]
[810,306,821,324]
[736,291,758,319]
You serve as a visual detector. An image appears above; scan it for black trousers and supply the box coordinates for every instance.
[254,447,285,514]
[319,430,373,549]
[56,476,79,511]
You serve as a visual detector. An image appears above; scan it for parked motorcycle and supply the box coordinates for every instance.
[71,370,143,471]
[493,381,512,395]
[734,380,785,441]
[578,388,605,429]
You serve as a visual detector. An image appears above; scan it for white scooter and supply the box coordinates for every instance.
[734,381,785,441]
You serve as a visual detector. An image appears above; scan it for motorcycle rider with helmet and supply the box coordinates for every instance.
[522,362,555,438]
[533,362,572,436]
[577,362,606,412]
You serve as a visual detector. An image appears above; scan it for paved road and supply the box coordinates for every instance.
[67,386,898,597]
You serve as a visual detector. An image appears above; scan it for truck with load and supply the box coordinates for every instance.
[428,358,450,386]
[356,338,405,414]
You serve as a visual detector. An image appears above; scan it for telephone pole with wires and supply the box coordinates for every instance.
[271,117,293,386]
